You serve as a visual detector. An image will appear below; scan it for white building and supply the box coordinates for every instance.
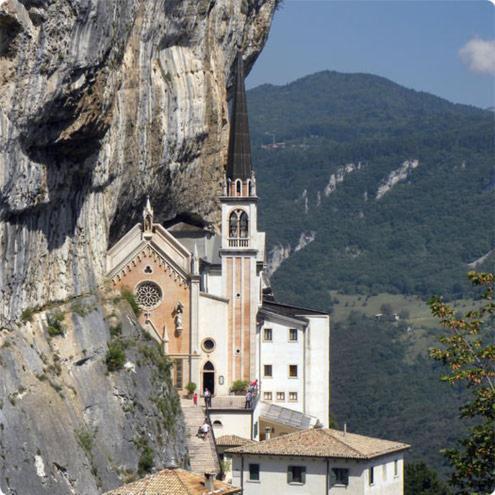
[228,428,410,495]
[106,52,330,436]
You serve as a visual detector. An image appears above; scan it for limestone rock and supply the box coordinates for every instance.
[0,0,278,321]
[0,294,188,494]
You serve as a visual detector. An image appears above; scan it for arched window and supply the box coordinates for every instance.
[247,179,253,196]
[228,210,249,238]
[229,212,238,238]
[236,180,242,195]
[239,212,249,238]
[203,361,214,371]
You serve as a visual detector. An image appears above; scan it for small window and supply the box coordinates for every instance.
[276,392,285,401]
[287,466,306,485]
[249,464,260,481]
[236,180,242,195]
[332,468,349,486]
[289,365,298,378]
[289,328,298,341]
[263,328,273,341]
[263,365,272,378]
[369,466,374,485]
[289,392,298,402]
[212,420,223,428]
[394,460,399,477]
[144,265,153,274]
[383,463,387,480]
[264,391,272,401]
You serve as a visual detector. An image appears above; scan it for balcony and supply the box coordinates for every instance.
[228,238,249,247]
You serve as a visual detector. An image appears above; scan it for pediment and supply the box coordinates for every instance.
[108,242,189,287]
[107,223,192,285]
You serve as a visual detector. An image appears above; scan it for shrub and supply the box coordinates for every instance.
[109,322,122,337]
[121,288,141,316]
[106,340,126,372]
[185,382,197,394]
[47,311,65,337]
[138,445,154,475]
[75,427,94,455]
[21,307,36,322]
[230,380,249,394]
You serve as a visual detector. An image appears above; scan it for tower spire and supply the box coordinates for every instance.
[226,51,252,181]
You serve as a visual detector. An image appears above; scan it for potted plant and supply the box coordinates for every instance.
[185,382,197,398]
[230,380,248,395]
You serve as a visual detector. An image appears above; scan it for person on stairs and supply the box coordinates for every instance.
[197,418,210,440]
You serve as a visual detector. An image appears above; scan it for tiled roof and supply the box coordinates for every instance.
[262,299,328,317]
[226,428,410,460]
[216,435,254,447]
[103,468,241,495]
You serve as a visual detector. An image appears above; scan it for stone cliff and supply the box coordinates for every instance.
[0,291,188,494]
[0,0,278,321]
[0,1,277,493]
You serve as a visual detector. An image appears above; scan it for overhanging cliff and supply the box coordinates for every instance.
[0,0,278,321]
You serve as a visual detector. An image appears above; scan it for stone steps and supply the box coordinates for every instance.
[181,400,219,474]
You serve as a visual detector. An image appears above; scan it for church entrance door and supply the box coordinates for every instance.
[202,361,215,395]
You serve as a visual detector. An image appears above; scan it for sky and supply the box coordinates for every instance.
[247,0,495,109]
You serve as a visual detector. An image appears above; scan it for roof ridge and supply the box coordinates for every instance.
[322,429,366,458]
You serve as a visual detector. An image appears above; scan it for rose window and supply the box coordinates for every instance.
[135,281,162,308]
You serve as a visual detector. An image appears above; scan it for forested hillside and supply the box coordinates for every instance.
[248,71,494,476]
[249,71,494,305]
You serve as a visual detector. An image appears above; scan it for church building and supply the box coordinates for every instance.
[106,53,330,433]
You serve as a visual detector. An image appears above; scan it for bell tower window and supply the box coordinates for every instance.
[228,209,249,247]
[236,180,242,195]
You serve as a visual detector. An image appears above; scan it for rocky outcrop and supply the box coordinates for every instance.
[0,292,188,494]
[376,159,419,199]
[0,0,278,321]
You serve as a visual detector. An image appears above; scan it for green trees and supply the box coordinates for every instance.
[405,462,451,495]
[429,272,495,494]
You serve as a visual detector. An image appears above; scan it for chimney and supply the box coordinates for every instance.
[265,426,272,440]
[204,472,215,492]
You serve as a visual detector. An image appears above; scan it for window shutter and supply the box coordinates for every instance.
[329,468,337,486]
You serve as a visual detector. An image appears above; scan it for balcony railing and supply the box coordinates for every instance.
[228,238,249,247]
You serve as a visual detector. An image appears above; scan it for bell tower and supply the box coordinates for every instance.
[220,52,264,386]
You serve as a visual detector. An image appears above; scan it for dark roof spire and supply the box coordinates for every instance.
[226,52,252,181]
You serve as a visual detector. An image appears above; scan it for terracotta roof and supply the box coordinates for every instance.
[226,428,410,460]
[103,468,241,495]
[216,435,254,447]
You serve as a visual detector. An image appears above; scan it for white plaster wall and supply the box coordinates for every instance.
[231,453,405,495]
[232,455,327,495]
[205,270,223,298]
[259,320,305,413]
[209,411,252,439]
[305,315,330,426]
[198,293,230,395]
[363,455,405,495]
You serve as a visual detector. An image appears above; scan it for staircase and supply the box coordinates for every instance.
[181,399,220,474]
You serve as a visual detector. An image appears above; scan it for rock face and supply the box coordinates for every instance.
[0,294,188,494]
[0,0,278,321]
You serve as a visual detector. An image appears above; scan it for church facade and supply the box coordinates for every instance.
[106,54,330,430]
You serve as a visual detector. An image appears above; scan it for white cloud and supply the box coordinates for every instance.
[459,38,495,75]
